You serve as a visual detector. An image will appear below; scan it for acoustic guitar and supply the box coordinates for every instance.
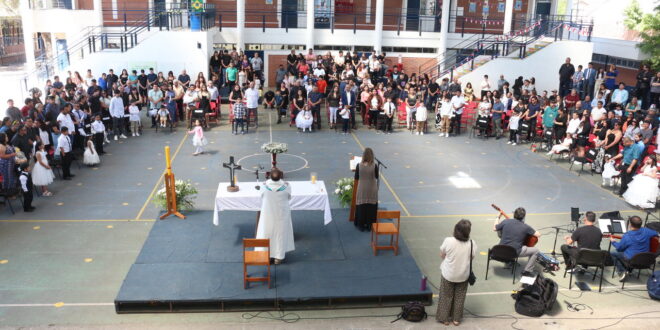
[491,204,538,247]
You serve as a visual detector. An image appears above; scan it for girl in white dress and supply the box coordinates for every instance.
[31,142,54,196]
[623,157,659,209]
[188,119,208,155]
[83,136,100,166]
[296,106,314,132]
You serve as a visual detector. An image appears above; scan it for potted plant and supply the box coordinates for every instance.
[334,177,354,208]
[153,179,198,211]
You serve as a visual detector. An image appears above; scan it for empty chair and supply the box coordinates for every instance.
[371,210,401,256]
[485,244,519,284]
[563,248,608,292]
[243,238,271,289]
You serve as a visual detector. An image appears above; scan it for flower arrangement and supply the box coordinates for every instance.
[153,179,198,211]
[334,177,354,208]
[261,142,288,154]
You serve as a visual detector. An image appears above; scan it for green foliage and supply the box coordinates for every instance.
[153,180,198,211]
[625,2,660,71]
[624,0,645,30]
[334,177,354,208]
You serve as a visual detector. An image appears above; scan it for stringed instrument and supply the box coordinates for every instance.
[491,204,538,247]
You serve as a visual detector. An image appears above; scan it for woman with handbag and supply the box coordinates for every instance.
[436,219,477,326]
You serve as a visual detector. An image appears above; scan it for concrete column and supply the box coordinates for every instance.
[503,0,514,35]
[19,0,36,73]
[237,0,245,51]
[93,0,104,26]
[306,0,314,50]
[438,0,451,58]
[374,0,384,52]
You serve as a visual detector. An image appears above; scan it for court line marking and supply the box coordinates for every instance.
[350,132,411,216]
[0,219,155,223]
[134,130,189,220]
[401,209,640,219]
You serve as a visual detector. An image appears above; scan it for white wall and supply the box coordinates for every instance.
[456,40,593,95]
[65,30,213,80]
[30,9,101,40]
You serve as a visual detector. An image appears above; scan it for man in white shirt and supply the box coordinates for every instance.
[245,82,260,129]
[334,50,345,68]
[110,90,127,140]
[313,64,326,78]
[480,75,491,98]
[382,96,396,134]
[57,126,75,179]
[148,84,164,128]
[450,91,466,135]
[207,82,219,101]
[56,103,76,135]
[591,101,606,122]
[250,53,264,82]
[610,83,629,109]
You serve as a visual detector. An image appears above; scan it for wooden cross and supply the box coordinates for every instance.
[223,156,242,192]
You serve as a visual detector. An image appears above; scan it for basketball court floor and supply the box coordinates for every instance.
[0,109,658,329]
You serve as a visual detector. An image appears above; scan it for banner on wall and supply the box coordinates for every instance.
[315,0,332,21]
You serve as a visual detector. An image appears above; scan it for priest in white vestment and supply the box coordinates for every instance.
[256,168,295,264]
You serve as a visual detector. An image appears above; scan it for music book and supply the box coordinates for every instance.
[350,156,362,171]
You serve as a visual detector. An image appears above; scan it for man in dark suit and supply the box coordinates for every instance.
[558,57,575,97]
[582,62,596,101]
[341,85,356,129]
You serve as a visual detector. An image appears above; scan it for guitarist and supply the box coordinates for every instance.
[494,207,541,275]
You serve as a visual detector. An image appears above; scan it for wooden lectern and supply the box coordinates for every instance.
[160,146,186,220]
[349,156,361,222]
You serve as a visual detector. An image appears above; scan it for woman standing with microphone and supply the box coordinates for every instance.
[354,148,378,232]
[436,219,477,326]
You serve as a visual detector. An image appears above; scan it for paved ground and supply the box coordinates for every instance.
[0,107,659,329]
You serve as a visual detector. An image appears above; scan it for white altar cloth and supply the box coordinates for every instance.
[213,181,332,226]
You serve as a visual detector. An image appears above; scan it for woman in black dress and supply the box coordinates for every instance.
[293,89,306,127]
[354,147,379,231]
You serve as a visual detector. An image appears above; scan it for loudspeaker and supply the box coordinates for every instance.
[600,210,623,220]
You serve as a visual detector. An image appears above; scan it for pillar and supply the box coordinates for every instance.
[374,0,384,52]
[306,0,314,50]
[503,0,514,35]
[438,0,451,58]
[19,0,36,73]
[94,0,103,26]
[237,0,245,51]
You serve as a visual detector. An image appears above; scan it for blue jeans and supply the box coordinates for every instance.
[610,251,628,274]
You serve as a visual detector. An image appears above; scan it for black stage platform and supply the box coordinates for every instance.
[114,209,432,313]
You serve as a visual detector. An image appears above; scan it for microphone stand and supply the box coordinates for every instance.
[374,157,388,190]
[551,226,562,257]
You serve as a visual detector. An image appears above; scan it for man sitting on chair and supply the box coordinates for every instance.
[256,168,294,264]
[494,207,541,275]
[560,211,602,273]
[609,216,658,282]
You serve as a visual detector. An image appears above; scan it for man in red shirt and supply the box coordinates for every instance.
[316,78,327,95]
[21,98,34,119]
[564,89,580,114]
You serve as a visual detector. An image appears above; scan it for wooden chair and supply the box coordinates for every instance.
[243,238,271,289]
[371,210,401,256]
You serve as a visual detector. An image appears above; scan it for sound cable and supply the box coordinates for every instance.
[564,300,593,314]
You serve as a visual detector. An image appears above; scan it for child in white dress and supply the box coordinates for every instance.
[601,155,620,186]
[129,104,141,136]
[83,136,100,166]
[31,142,54,196]
[188,119,207,155]
[296,107,314,132]
[623,157,659,208]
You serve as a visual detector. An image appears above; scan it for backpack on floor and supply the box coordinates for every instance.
[512,275,558,317]
[648,271,660,300]
[392,301,427,322]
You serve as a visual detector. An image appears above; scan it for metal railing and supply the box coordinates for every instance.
[420,17,594,83]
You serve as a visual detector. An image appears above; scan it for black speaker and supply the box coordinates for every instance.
[600,210,623,220]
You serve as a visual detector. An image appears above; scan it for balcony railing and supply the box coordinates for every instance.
[29,0,94,10]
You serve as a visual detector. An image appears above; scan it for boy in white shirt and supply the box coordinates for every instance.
[437,95,453,137]
[91,114,106,154]
[508,111,521,145]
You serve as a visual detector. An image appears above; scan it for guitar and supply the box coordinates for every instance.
[491,204,538,247]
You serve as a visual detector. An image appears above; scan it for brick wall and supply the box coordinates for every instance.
[455,0,529,34]
[266,54,437,87]
[102,0,149,27]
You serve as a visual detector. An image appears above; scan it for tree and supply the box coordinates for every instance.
[624,2,660,71]
[0,0,19,16]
